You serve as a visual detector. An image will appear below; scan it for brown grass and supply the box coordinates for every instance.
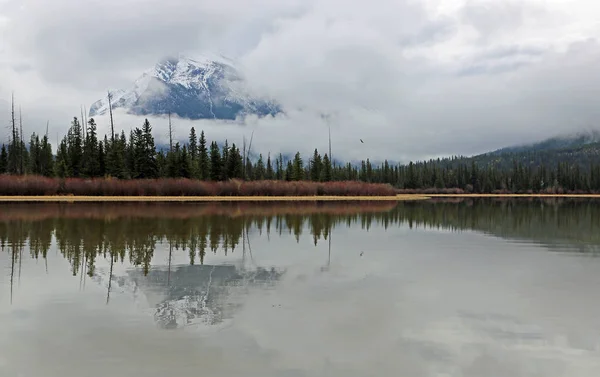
[0,176,398,197]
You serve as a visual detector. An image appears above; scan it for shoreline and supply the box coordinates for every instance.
[424,194,600,198]
[0,195,427,202]
[0,193,599,202]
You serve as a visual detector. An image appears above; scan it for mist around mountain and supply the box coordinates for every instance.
[89,54,280,120]
[431,129,600,171]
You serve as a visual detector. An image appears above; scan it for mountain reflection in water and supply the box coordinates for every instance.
[2,199,600,376]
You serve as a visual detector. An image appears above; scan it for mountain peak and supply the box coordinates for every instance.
[89,53,279,120]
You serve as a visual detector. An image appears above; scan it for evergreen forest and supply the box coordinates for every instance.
[2,116,600,194]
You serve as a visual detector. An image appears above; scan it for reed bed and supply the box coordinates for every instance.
[0,176,397,197]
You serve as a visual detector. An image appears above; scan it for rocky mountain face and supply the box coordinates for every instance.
[89,54,280,120]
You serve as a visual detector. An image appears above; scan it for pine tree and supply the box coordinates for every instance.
[198,130,209,180]
[245,156,253,181]
[83,118,100,177]
[292,152,303,181]
[310,149,322,181]
[167,143,180,178]
[266,153,274,180]
[40,134,54,177]
[276,153,284,180]
[67,117,84,177]
[188,127,198,161]
[434,170,445,189]
[321,154,332,182]
[0,144,7,173]
[209,141,221,181]
[7,125,21,174]
[113,132,128,179]
[131,127,144,178]
[227,144,243,179]
[104,135,114,177]
[98,141,105,177]
[140,119,158,178]
[383,160,390,183]
[180,145,191,178]
[126,130,136,178]
[221,140,230,180]
[274,155,281,180]
[28,133,40,175]
[188,127,199,178]
[56,138,69,178]
[254,154,266,180]
[285,160,293,181]
[156,150,167,177]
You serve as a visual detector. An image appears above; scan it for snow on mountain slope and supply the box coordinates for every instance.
[89,54,280,120]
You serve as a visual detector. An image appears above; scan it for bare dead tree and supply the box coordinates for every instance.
[245,130,254,180]
[168,112,173,152]
[328,124,332,167]
[247,131,254,160]
[19,106,23,174]
[242,136,247,179]
[80,105,86,140]
[83,105,88,131]
[10,92,16,173]
[107,91,115,143]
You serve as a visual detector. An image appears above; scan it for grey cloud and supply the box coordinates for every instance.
[457,61,529,76]
[456,44,547,76]
[399,18,457,48]
[460,0,545,40]
[474,45,546,61]
[11,63,32,73]
[4,0,309,90]
[457,56,535,76]
[1,0,600,163]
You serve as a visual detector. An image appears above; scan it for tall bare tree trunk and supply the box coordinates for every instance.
[243,136,246,179]
[19,106,24,174]
[10,92,16,174]
[168,112,173,152]
[245,131,254,180]
[108,91,115,143]
[80,105,86,140]
[83,105,88,131]
[328,124,332,167]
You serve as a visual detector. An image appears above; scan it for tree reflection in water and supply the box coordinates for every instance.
[2,199,600,328]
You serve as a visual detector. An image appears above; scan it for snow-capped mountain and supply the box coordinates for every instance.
[89,54,280,120]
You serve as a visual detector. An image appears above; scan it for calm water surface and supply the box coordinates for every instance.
[1,199,600,377]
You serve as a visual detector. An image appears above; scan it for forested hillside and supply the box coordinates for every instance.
[458,141,600,170]
[1,116,600,194]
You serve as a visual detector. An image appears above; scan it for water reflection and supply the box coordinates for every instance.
[2,199,600,277]
[2,199,600,376]
[2,201,393,330]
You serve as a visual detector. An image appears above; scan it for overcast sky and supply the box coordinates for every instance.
[1,0,600,162]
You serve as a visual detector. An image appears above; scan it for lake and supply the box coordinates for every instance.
[1,199,600,376]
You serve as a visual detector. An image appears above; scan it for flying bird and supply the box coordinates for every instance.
[360,139,364,143]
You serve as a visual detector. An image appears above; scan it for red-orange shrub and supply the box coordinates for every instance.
[0,176,398,196]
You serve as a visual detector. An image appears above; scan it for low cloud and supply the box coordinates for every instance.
[1,0,600,162]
